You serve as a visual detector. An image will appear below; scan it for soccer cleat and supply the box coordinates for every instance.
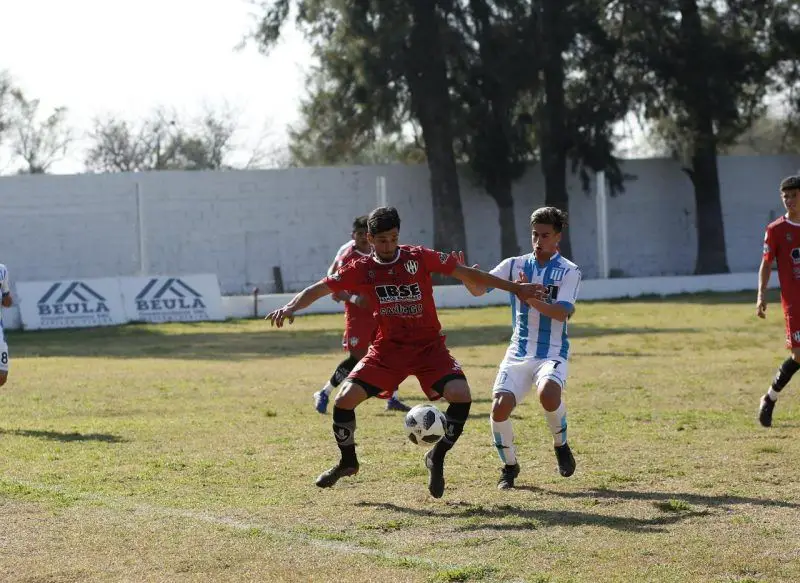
[554,443,576,477]
[424,450,445,498]
[759,394,776,427]
[497,463,520,490]
[315,462,359,488]
[385,396,411,412]
[313,390,329,414]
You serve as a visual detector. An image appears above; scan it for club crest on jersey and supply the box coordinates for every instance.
[438,252,449,264]
[404,260,419,275]
[550,267,566,281]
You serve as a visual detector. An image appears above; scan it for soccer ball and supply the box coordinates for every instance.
[404,404,447,446]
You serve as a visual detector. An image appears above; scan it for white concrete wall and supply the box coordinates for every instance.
[0,155,797,294]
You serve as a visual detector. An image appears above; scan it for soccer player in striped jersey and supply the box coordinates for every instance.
[0,264,13,387]
[313,216,410,414]
[460,207,581,489]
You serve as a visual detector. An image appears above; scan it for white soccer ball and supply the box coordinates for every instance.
[404,404,447,446]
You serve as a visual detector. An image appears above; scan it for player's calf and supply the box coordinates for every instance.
[758,356,800,427]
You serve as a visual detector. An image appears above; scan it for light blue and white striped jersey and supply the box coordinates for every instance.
[0,264,9,344]
[490,252,581,360]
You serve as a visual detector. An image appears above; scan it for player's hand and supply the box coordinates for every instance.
[453,250,479,269]
[331,290,350,303]
[756,296,767,319]
[265,305,295,328]
[515,271,547,302]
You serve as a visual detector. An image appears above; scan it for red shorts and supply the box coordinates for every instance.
[342,314,376,353]
[347,335,466,400]
[785,310,800,348]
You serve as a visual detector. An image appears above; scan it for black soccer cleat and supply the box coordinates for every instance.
[759,394,776,427]
[315,462,359,488]
[497,463,520,490]
[424,450,445,498]
[554,443,576,477]
[385,396,411,412]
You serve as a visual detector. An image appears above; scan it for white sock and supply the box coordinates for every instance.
[320,381,336,396]
[768,387,780,401]
[544,402,568,447]
[490,417,517,466]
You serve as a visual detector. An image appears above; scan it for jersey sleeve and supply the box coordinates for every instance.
[555,268,581,313]
[0,265,9,295]
[489,257,514,281]
[324,260,363,293]
[421,247,459,275]
[763,225,777,263]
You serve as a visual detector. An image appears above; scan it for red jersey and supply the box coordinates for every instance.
[324,245,459,345]
[763,216,800,310]
[332,241,374,321]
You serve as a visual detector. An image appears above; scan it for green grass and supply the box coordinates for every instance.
[1,289,799,582]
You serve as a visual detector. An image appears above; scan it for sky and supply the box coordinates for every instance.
[0,0,314,173]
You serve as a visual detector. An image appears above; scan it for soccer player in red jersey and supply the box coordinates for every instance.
[266,207,544,498]
[757,175,800,426]
[313,215,410,414]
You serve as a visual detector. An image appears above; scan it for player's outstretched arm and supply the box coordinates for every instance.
[452,251,487,296]
[265,280,333,328]
[451,264,544,301]
[516,271,572,322]
[756,258,771,319]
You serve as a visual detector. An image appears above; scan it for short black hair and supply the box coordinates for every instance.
[368,206,401,235]
[780,175,800,192]
[352,215,368,232]
[530,206,568,233]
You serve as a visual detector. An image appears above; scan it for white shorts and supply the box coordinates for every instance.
[492,354,568,403]
[0,342,8,373]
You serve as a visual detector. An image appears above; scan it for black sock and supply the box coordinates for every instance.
[332,406,358,466]
[330,355,359,387]
[431,401,471,462]
[771,357,800,392]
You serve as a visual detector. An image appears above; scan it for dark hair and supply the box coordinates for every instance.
[368,206,401,235]
[530,207,568,233]
[352,215,368,232]
[780,175,800,192]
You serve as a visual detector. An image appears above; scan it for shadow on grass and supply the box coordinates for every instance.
[0,428,128,443]
[519,486,800,511]
[357,501,706,533]
[8,321,700,361]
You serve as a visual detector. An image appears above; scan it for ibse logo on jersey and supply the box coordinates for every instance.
[374,283,422,303]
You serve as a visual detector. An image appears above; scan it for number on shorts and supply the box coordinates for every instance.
[1,352,7,364]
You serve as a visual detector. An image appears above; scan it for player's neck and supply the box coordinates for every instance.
[787,211,800,224]
[534,250,557,265]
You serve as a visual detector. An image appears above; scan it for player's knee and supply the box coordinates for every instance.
[491,395,514,422]
[333,381,369,409]
[442,379,471,403]
[0,373,7,387]
[537,381,562,412]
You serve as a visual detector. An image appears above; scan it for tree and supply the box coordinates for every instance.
[85,107,272,172]
[618,0,796,274]
[249,0,469,260]
[287,66,425,166]
[7,89,73,174]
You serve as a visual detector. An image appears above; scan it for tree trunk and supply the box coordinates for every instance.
[487,176,521,258]
[539,0,572,260]
[407,0,468,280]
[688,127,730,274]
[679,0,729,274]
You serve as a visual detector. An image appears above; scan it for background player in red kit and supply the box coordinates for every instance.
[313,215,409,414]
[757,175,800,427]
[266,207,544,498]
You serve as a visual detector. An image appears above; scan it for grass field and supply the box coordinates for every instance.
[1,290,799,583]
